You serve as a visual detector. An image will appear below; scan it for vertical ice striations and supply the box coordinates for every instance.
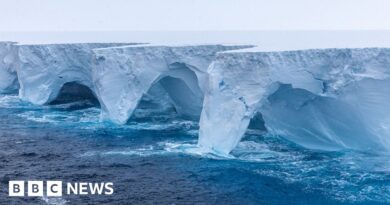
[92,45,252,124]
[0,42,18,93]
[17,43,132,105]
[199,48,390,155]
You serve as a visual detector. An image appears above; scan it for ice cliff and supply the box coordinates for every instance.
[199,48,390,155]
[17,43,131,105]
[92,45,251,124]
[0,42,18,93]
[3,40,390,156]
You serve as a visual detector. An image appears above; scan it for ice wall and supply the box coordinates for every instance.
[199,48,390,155]
[92,45,251,124]
[17,43,131,105]
[0,42,18,93]
[7,41,390,155]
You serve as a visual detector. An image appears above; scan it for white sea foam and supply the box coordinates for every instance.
[41,196,68,205]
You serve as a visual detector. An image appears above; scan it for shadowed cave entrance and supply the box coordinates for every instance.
[239,113,268,143]
[49,82,99,110]
[130,63,204,123]
[247,112,267,132]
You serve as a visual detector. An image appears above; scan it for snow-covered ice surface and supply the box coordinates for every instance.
[92,44,251,124]
[0,41,18,93]
[17,43,133,105]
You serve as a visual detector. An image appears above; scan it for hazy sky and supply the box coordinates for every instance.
[1,0,390,31]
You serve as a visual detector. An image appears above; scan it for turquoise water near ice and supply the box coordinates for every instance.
[0,93,389,204]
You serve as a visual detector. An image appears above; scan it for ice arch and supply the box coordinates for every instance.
[92,45,251,124]
[157,63,204,118]
[198,48,390,155]
[17,43,132,105]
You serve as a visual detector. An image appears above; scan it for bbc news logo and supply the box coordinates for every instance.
[9,181,114,197]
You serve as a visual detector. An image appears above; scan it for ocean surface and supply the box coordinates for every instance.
[0,93,389,205]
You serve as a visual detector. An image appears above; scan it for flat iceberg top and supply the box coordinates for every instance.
[93,44,253,52]
[220,47,390,55]
[224,46,390,53]
[0,41,17,45]
[17,42,136,47]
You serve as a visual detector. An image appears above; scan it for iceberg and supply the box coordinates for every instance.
[0,42,18,93]
[17,43,132,105]
[5,39,390,156]
[92,44,251,124]
[199,48,390,155]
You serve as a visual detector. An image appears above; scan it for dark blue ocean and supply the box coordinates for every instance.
[0,93,389,205]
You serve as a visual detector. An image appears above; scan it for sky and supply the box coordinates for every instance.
[1,0,390,31]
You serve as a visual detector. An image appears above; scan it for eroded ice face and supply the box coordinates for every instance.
[0,42,18,93]
[7,41,390,156]
[199,48,390,155]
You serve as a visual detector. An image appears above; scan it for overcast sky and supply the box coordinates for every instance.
[1,0,390,31]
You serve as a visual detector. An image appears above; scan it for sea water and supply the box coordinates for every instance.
[0,94,389,204]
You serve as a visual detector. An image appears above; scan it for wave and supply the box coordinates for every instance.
[77,136,390,203]
[41,196,68,205]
